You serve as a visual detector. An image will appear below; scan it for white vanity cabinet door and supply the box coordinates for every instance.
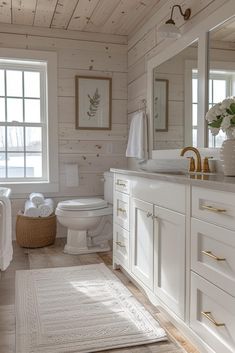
[190,272,235,353]
[154,206,185,319]
[130,198,154,290]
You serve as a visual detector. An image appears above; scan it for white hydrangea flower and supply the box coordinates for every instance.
[221,115,231,131]
[221,98,235,110]
[205,103,223,122]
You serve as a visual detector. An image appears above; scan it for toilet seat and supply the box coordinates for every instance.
[56,197,112,218]
[55,205,113,218]
[57,198,108,211]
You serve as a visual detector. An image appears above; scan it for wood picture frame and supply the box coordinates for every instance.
[153,78,169,132]
[75,76,112,130]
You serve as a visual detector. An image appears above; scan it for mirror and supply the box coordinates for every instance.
[208,16,235,148]
[152,41,198,150]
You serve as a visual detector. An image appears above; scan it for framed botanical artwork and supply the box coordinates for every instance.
[75,76,112,130]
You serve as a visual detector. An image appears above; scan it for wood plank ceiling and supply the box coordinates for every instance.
[0,0,161,35]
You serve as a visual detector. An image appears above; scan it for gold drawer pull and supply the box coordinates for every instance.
[202,250,226,262]
[117,207,126,214]
[202,205,227,213]
[116,181,126,187]
[116,241,126,248]
[201,311,225,327]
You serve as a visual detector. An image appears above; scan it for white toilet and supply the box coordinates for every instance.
[55,171,113,254]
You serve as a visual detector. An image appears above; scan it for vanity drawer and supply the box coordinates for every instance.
[191,218,235,296]
[114,191,130,231]
[190,272,235,353]
[113,224,129,270]
[192,186,235,230]
[115,175,130,195]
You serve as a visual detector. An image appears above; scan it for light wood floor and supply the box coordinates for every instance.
[0,239,200,353]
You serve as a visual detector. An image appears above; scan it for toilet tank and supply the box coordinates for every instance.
[103,171,113,204]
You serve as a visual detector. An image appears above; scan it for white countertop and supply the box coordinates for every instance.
[110,168,235,192]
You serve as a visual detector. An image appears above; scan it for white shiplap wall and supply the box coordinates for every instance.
[0,26,128,238]
[127,0,230,168]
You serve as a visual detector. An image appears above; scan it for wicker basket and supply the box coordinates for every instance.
[16,213,57,248]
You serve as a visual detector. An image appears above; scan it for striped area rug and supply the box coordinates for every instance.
[16,263,167,353]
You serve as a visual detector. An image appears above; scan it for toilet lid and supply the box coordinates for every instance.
[57,198,108,211]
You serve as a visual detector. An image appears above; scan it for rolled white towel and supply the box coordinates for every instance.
[24,200,41,217]
[38,198,54,218]
[29,192,44,206]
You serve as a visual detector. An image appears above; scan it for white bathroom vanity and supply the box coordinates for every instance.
[112,169,235,353]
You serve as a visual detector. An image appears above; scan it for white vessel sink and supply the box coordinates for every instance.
[0,187,12,271]
[139,159,188,174]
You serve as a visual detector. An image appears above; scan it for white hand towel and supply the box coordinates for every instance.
[24,200,41,217]
[29,192,44,206]
[38,198,54,218]
[126,111,145,159]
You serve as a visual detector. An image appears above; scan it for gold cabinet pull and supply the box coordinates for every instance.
[202,250,226,262]
[202,205,226,213]
[116,241,126,248]
[117,207,126,214]
[201,311,225,327]
[116,181,126,187]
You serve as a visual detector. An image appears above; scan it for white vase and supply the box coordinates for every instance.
[220,130,235,176]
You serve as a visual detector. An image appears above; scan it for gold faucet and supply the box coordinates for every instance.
[180,146,202,172]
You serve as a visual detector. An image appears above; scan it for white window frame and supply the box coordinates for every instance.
[185,60,235,147]
[0,48,58,195]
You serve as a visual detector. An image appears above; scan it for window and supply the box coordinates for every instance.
[0,61,47,180]
[0,48,58,194]
[208,72,231,148]
[191,70,233,148]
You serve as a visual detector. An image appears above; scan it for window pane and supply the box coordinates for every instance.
[24,72,40,98]
[209,79,213,104]
[7,98,23,122]
[0,70,4,96]
[0,153,6,177]
[215,130,226,148]
[192,78,198,103]
[213,80,226,103]
[192,128,197,147]
[26,153,42,177]
[0,98,5,121]
[192,104,197,126]
[26,127,42,151]
[7,126,24,151]
[7,153,24,178]
[0,127,5,151]
[208,131,214,148]
[6,70,22,97]
[25,99,41,122]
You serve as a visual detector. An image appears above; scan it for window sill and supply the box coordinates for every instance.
[0,181,59,197]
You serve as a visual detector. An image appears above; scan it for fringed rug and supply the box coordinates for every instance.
[16,263,167,353]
